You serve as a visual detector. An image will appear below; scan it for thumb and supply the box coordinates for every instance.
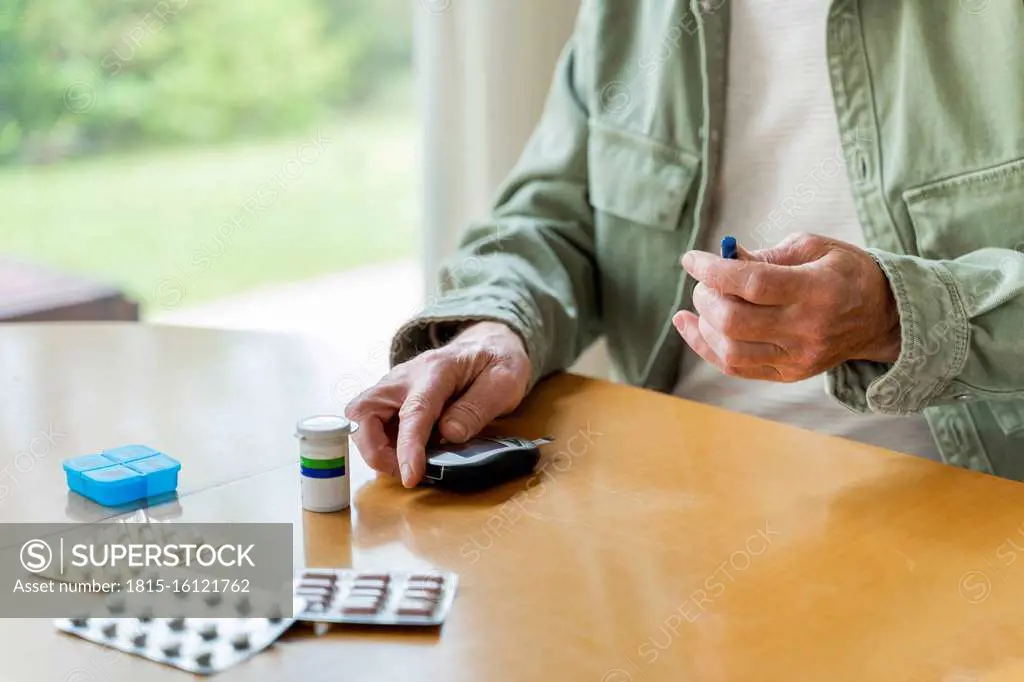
[735,244,755,260]
[438,363,526,443]
[745,233,830,266]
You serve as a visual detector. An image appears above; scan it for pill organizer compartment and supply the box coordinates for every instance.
[63,445,181,507]
[100,444,161,463]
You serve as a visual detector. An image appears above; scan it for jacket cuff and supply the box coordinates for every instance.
[389,289,547,390]
[827,250,971,415]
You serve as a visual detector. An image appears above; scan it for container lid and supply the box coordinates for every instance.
[295,415,356,440]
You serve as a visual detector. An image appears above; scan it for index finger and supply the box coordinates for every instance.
[681,251,809,305]
[395,376,456,488]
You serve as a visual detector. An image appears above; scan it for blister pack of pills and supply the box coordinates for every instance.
[34,520,213,586]
[294,569,459,627]
[55,613,297,675]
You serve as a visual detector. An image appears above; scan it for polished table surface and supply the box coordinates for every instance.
[4,324,1024,682]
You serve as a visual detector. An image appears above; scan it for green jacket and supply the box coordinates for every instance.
[392,0,1024,479]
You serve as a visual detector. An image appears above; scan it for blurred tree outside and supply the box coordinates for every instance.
[0,0,413,161]
[0,0,419,312]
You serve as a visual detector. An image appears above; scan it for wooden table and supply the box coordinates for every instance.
[3,323,1024,682]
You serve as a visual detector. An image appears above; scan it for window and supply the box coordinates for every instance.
[0,0,418,329]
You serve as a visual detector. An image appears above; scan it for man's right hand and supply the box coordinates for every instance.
[345,321,532,488]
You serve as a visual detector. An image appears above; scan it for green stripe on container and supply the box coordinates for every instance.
[300,456,346,470]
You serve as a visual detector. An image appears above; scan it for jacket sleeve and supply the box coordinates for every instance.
[389,34,599,390]
[828,247,1024,414]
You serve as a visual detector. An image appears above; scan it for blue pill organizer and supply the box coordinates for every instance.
[63,445,181,507]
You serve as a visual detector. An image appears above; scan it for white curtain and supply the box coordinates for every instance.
[414,0,610,378]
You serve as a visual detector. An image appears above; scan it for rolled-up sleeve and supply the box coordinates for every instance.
[390,26,600,391]
[828,247,1024,414]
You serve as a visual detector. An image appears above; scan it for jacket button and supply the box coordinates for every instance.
[857,154,869,181]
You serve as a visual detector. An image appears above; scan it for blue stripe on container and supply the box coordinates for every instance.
[300,465,346,479]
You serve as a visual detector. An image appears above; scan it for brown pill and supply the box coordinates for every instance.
[195,651,213,667]
[167,617,186,631]
[404,582,443,593]
[408,573,445,584]
[101,622,118,638]
[403,589,441,602]
[162,642,181,657]
[131,632,147,648]
[396,603,436,617]
[197,623,218,641]
[300,598,330,610]
[342,603,381,615]
[235,596,252,615]
[231,633,250,650]
[407,583,445,593]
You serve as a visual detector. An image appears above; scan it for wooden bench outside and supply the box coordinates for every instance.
[0,258,138,322]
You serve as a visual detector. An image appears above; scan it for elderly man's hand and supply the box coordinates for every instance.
[674,232,901,382]
[345,321,531,488]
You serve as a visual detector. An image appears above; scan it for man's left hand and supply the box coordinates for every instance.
[674,232,902,382]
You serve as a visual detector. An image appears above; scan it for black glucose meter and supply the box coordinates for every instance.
[420,436,552,492]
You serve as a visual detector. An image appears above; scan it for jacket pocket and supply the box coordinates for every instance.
[902,157,1024,260]
[586,120,701,382]
[587,120,701,231]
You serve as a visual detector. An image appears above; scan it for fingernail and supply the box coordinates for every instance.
[444,418,468,441]
[681,252,694,268]
[400,462,412,485]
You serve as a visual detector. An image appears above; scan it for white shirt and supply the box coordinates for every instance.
[672,0,941,460]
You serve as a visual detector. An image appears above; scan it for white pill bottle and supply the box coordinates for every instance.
[296,415,357,512]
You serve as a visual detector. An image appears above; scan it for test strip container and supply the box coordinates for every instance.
[296,415,356,512]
